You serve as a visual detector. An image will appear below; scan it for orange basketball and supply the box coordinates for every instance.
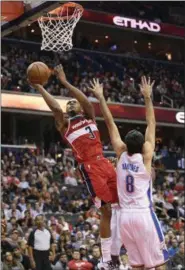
[27,62,51,85]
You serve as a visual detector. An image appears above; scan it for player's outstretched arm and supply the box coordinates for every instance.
[54,64,95,121]
[28,82,66,132]
[89,79,126,157]
[140,76,156,159]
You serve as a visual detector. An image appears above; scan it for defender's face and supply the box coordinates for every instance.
[66,99,82,116]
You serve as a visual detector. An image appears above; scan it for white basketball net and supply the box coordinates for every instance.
[38,3,83,52]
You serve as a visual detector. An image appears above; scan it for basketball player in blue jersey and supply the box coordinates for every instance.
[89,77,169,270]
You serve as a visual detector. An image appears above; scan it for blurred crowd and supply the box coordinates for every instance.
[82,1,184,26]
[1,146,184,269]
[1,43,184,109]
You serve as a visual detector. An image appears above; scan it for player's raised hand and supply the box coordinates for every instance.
[54,64,67,83]
[27,79,42,90]
[139,76,155,98]
[88,78,104,100]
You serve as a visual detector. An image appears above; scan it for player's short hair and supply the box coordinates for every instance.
[125,130,144,155]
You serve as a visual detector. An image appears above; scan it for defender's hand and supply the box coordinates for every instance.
[54,64,67,83]
[88,78,104,100]
[139,76,155,98]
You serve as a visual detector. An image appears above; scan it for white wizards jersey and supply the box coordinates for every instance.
[117,152,153,209]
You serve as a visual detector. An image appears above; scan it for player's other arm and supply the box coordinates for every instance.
[89,79,126,157]
[54,64,95,121]
[29,83,66,132]
[140,77,156,167]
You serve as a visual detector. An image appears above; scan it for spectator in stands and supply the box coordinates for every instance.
[18,198,27,213]
[1,233,13,256]
[2,251,25,270]
[172,242,184,269]
[18,240,29,257]
[68,249,93,270]
[65,244,73,261]
[13,246,31,270]
[6,203,22,221]
[58,216,70,233]
[1,43,184,109]
[52,252,69,270]
[64,173,78,186]
[119,254,131,270]
[79,245,90,261]
[6,217,23,235]
[7,229,21,249]
[72,231,84,250]
[168,238,179,257]
[1,145,184,269]
[89,245,101,269]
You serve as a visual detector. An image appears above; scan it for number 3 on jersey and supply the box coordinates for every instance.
[85,126,96,139]
[126,175,134,193]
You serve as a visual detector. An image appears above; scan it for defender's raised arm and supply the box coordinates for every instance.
[140,76,156,150]
[89,79,126,157]
[139,76,156,173]
[54,64,95,121]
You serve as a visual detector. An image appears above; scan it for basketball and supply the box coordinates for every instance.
[27,62,51,85]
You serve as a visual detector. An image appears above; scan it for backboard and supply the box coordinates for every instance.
[1,0,62,36]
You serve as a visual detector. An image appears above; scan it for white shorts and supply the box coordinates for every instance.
[119,208,169,268]
[111,205,122,256]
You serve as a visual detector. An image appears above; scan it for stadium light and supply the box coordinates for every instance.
[166,53,172,60]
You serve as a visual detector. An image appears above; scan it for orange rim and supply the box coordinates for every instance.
[39,2,83,21]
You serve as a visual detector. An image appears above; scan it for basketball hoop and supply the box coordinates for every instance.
[38,2,83,52]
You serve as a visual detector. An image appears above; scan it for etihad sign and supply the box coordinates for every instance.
[176,112,185,124]
[113,16,161,32]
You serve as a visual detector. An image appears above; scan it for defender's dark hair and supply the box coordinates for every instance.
[125,130,144,155]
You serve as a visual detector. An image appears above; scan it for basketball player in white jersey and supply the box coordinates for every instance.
[89,77,169,270]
